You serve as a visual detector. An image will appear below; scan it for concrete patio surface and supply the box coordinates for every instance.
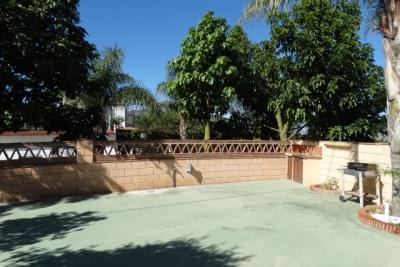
[0,179,399,267]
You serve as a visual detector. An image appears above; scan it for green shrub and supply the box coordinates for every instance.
[135,108,203,140]
[324,177,339,190]
[111,116,124,128]
[116,128,140,140]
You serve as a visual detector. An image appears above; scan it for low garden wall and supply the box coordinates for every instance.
[0,140,289,202]
[2,139,396,203]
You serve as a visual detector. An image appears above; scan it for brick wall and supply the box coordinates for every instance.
[0,140,287,202]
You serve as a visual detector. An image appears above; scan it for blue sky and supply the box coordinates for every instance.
[79,0,384,97]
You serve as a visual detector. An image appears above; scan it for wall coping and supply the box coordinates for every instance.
[93,140,293,162]
[95,153,287,162]
[320,141,389,146]
[0,131,60,136]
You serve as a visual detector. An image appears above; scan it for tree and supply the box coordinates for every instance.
[242,0,399,146]
[242,0,400,213]
[227,26,279,140]
[135,102,203,140]
[373,0,400,154]
[256,0,385,141]
[156,67,190,140]
[64,47,157,138]
[89,47,156,109]
[249,41,293,141]
[167,12,245,140]
[0,0,96,132]
[213,102,273,139]
[136,102,181,139]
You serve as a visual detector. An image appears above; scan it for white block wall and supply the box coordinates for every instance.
[320,142,393,201]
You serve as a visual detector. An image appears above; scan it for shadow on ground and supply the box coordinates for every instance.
[0,211,106,252]
[8,239,250,267]
[0,194,104,217]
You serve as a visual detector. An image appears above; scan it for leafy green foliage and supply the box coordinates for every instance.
[116,128,141,140]
[135,103,203,140]
[63,47,157,139]
[111,116,124,128]
[167,12,250,139]
[88,47,157,110]
[234,39,281,140]
[0,0,96,132]
[136,106,181,139]
[324,177,339,190]
[246,0,385,141]
[51,105,105,141]
[213,113,256,140]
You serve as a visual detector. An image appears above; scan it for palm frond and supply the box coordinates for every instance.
[240,0,290,21]
[116,85,158,111]
[364,0,386,35]
[156,81,167,96]
[115,73,134,86]
[156,63,176,98]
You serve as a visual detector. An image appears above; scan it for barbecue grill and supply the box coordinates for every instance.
[347,162,377,171]
[339,162,381,207]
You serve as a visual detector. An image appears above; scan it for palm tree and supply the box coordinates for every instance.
[156,80,189,140]
[87,47,157,132]
[242,0,291,20]
[241,0,400,213]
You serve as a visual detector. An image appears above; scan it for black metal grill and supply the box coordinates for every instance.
[347,162,377,171]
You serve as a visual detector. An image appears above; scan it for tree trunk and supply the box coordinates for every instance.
[93,106,107,140]
[204,97,211,140]
[106,106,111,131]
[275,111,289,141]
[179,113,188,140]
[204,119,211,140]
[384,38,400,153]
[392,170,400,216]
[384,35,400,214]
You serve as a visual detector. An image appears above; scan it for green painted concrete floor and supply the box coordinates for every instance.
[0,180,399,267]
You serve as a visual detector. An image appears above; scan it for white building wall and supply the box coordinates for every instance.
[105,106,126,130]
[112,106,126,128]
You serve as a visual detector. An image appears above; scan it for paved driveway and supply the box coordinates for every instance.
[0,180,399,267]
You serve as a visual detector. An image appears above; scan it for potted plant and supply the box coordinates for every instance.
[310,177,340,195]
